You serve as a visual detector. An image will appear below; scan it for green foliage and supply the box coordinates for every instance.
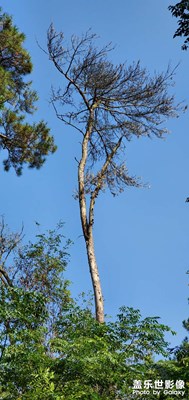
[0,222,71,399]
[50,304,173,399]
[15,224,72,312]
[150,277,189,399]
[169,0,189,50]
[172,274,189,391]
[169,317,189,395]
[0,221,176,399]
[0,8,56,175]
[0,288,48,398]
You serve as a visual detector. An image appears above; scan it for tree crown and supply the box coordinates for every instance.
[0,9,56,175]
[48,26,179,196]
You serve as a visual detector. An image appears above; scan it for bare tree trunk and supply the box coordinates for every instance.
[86,232,104,323]
[78,111,104,323]
[77,112,122,323]
[78,190,104,323]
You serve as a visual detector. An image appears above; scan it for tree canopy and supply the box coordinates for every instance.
[0,9,56,175]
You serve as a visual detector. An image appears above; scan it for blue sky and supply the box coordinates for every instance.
[0,0,189,348]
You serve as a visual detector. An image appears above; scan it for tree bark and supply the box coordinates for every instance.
[86,231,104,323]
[78,109,104,323]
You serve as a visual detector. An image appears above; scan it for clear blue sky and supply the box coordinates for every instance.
[0,0,188,348]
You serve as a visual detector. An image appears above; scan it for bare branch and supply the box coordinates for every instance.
[0,266,13,286]
[0,217,24,286]
[88,137,123,229]
[0,132,10,140]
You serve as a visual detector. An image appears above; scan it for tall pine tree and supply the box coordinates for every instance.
[0,8,56,175]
